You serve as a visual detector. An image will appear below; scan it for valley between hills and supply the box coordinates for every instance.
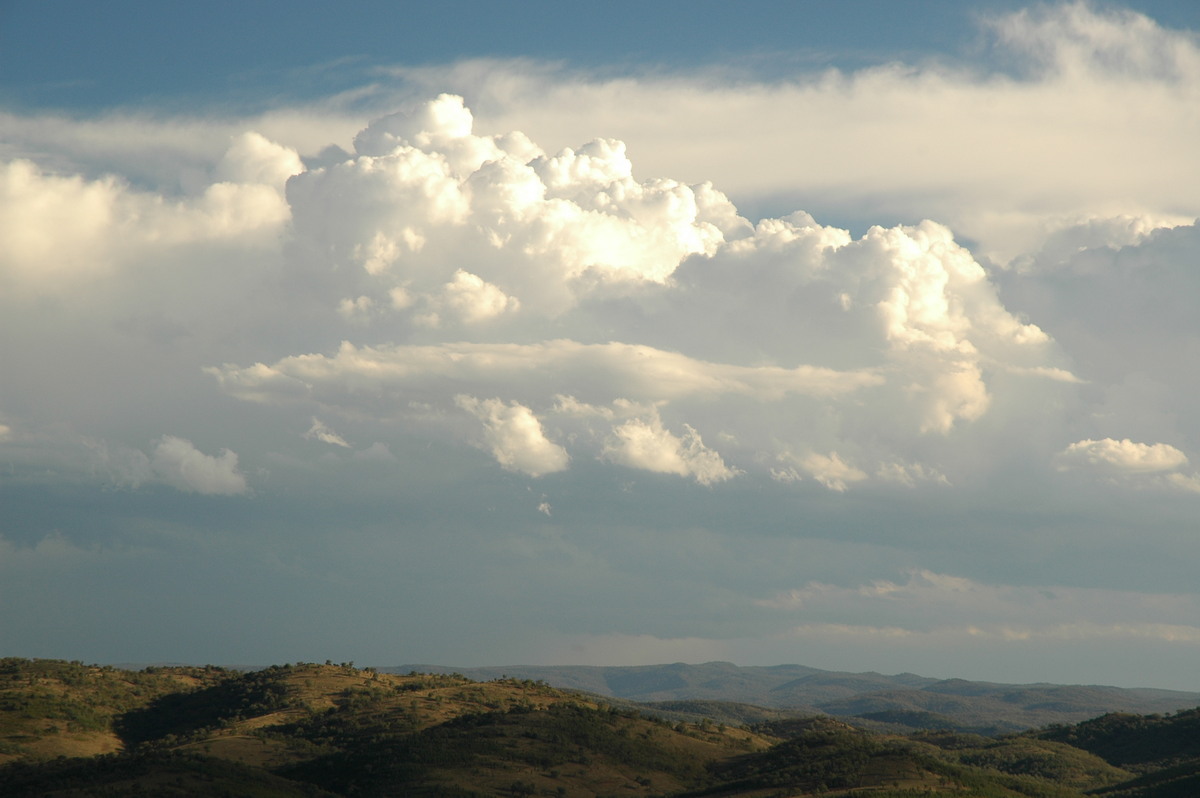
[4,657,1200,797]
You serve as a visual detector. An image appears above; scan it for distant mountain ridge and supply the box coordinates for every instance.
[390,661,1200,733]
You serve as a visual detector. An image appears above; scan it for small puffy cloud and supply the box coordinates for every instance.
[149,436,247,495]
[1058,438,1188,474]
[456,396,569,477]
[552,394,617,420]
[84,435,246,497]
[338,295,375,320]
[602,413,738,485]
[304,417,351,448]
[775,451,867,492]
[430,269,518,325]
[875,461,950,488]
[1056,438,1200,494]
[1165,472,1200,494]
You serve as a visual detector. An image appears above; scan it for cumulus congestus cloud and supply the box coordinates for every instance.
[204,95,1070,488]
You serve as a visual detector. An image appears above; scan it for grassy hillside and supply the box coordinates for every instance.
[0,657,1197,797]
[0,657,228,764]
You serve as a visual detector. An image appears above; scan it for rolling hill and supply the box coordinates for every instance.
[2,656,1200,797]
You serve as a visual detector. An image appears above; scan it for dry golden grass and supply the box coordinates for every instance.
[22,727,122,759]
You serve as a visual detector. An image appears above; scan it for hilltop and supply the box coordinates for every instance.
[2,657,1200,796]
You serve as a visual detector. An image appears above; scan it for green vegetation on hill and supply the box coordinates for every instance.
[1,658,1198,797]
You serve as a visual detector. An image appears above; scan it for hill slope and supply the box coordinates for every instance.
[1,659,776,796]
[2,657,1200,797]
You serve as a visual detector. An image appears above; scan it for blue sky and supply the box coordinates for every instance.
[2,1,1200,690]
[1,1,1026,109]
[5,1,1193,111]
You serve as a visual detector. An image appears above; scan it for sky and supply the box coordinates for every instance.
[2,0,1200,691]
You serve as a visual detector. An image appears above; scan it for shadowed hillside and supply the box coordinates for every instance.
[1033,708,1200,797]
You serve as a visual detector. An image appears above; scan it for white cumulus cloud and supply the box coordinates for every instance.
[456,396,569,477]
[775,451,867,492]
[602,413,738,485]
[149,436,248,495]
[1058,438,1189,473]
[430,269,518,325]
[190,94,1087,489]
[392,3,1200,268]
[283,93,737,325]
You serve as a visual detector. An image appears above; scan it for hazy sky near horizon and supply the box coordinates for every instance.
[3,0,1200,690]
